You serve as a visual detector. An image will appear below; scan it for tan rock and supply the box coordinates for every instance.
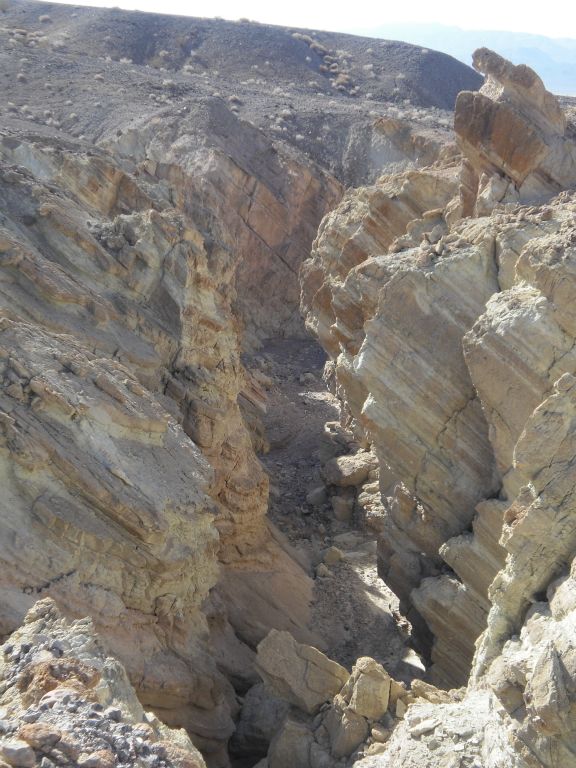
[395,699,407,719]
[17,722,62,749]
[256,630,348,714]
[455,48,576,207]
[323,547,344,566]
[324,697,369,759]
[331,494,355,522]
[344,657,391,721]
[0,742,35,768]
[230,682,289,758]
[410,679,452,705]
[267,717,313,768]
[322,452,378,487]
[77,751,116,768]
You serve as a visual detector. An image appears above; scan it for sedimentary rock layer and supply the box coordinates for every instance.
[0,42,343,767]
[301,48,576,702]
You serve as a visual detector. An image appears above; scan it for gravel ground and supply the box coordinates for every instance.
[246,338,425,684]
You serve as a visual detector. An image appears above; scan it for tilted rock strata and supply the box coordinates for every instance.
[354,191,576,766]
[302,164,502,671]
[0,130,268,567]
[0,598,207,768]
[454,48,576,212]
[110,104,342,347]
[0,318,236,758]
[0,123,323,763]
[301,48,576,695]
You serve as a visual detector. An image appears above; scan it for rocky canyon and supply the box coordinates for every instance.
[1,3,576,768]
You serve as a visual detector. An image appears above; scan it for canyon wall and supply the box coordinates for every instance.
[302,45,576,733]
[0,9,350,764]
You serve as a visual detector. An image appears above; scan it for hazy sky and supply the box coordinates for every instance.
[46,0,576,39]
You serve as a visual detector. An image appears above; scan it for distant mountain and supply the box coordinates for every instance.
[350,23,576,96]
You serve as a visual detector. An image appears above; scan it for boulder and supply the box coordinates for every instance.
[230,683,290,758]
[344,657,391,720]
[322,452,378,487]
[256,630,348,715]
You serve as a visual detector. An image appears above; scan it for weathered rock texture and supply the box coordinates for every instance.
[0,2,371,763]
[0,7,485,751]
[0,598,207,768]
[256,630,349,715]
[4,0,575,764]
[456,48,576,206]
[302,52,576,768]
[252,630,454,768]
[0,102,352,768]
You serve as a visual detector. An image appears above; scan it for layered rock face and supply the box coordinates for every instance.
[455,48,576,206]
[0,131,257,761]
[301,44,576,728]
[0,9,485,757]
[0,4,353,763]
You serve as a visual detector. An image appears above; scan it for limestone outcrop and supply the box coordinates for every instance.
[0,598,207,768]
[455,48,576,207]
[301,44,576,724]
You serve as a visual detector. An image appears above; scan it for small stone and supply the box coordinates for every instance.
[409,717,439,737]
[371,724,391,743]
[331,495,354,522]
[77,749,116,768]
[306,486,327,507]
[365,742,388,756]
[18,722,62,749]
[48,749,72,764]
[395,699,407,718]
[0,720,14,734]
[104,707,122,722]
[56,733,81,760]
[316,563,331,578]
[19,712,39,724]
[49,641,64,657]
[323,547,343,565]
[322,452,378,487]
[0,740,36,768]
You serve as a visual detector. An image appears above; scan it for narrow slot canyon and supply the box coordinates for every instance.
[2,4,576,768]
[228,337,429,766]
[247,338,419,676]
